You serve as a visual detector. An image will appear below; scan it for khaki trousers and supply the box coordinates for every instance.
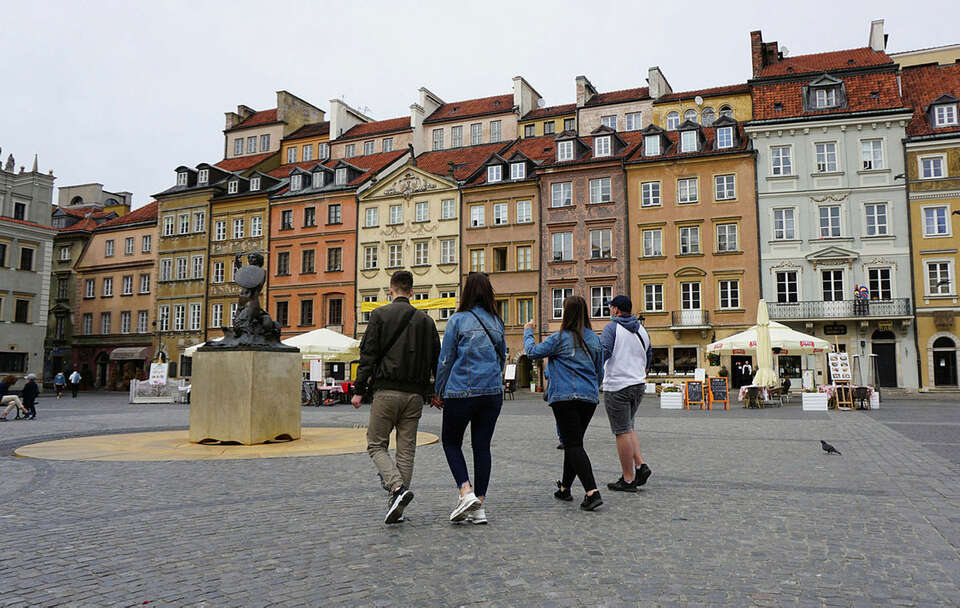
[1,395,25,417]
[366,389,424,492]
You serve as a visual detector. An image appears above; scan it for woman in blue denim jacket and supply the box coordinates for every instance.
[435,272,506,524]
[523,295,605,511]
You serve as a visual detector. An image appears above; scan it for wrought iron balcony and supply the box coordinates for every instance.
[767,298,912,321]
[670,310,710,328]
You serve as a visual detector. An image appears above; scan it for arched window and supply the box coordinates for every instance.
[933,336,956,349]
[105,198,119,206]
[719,105,734,119]
[701,107,716,126]
[684,109,698,124]
[70,196,84,206]
[666,112,680,130]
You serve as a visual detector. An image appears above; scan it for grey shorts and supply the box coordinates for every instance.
[603,383,645,435]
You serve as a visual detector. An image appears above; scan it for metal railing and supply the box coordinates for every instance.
[767,298,912,320]
[671,310,710,327]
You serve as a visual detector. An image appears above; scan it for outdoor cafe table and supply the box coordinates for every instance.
[737,385,771,402]
[819,384,874,409]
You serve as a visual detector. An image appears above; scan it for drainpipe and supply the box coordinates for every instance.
[902,137,922,390]
[751,148,763,299]
[536,172,544,389]
[621,157,631,301]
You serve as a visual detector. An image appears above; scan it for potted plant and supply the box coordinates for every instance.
[802,387,828,411]
[718,366,729,378]
[659,385,684,409]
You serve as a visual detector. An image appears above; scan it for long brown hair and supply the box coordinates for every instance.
[560,295,591,352]
[2,375,16,385]
[457,272,499,319]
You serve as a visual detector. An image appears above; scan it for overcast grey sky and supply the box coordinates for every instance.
[2,0,955,210]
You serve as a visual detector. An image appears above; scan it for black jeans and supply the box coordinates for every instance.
[551,400,598,492]
[70,383,79,398]
[441,394,503,498]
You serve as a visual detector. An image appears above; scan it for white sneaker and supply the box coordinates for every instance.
[466,508,487,525]
[449,492,481,522]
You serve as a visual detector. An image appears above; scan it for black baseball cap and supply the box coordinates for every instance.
[607,295,632,313]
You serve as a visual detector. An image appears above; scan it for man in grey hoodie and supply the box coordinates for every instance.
[599,295,653,492]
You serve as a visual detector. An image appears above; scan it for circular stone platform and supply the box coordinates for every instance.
[14,427,439,462]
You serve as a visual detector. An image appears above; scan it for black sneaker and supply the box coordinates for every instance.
[556,443,564,450]
[384,486,413,524]
[606,476,638,492]
[580,491,603,511]
[553,480,572,502]
[636,464,652,487]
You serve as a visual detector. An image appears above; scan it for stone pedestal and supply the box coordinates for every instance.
[189,350,301,445]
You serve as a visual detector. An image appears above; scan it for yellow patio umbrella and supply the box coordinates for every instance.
[752,299,779,388]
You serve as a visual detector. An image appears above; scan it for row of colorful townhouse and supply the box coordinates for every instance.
[54,20,957,391]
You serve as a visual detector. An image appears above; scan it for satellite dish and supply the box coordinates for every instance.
[537,98,546,108]
[781,46,790,57]
[694,96,704,106]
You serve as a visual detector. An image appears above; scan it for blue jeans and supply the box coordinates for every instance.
[441,394,503,497]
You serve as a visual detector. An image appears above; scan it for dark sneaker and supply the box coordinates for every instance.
[384,486,413,524]
[556,443,564,450]
[636,464,652,487]
[553,480,572,502]
[606,477,638,493]
[580,491,603,511]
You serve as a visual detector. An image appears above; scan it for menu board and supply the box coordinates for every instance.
[708,377,728,405]
[685,381,704,407]
[828,352,852,381]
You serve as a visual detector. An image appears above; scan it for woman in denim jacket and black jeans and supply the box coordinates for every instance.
[523,295,605,511]
[435,272,506,524]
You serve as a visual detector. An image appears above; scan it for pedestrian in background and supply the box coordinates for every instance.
[599,295,652,492]
[0,375,27,421]
[21,374,39,420]
[523,295,605,512]
[68,370,81,398]
[435,272,506,525]
[54,371,66,399]
[352,270,442,525]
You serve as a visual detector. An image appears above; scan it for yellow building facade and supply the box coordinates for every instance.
[650,85,752,129]
[518,104,577,138]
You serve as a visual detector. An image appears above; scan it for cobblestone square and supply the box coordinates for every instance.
[1,392,958,607]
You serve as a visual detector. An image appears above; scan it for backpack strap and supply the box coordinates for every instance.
[468,310,505,366]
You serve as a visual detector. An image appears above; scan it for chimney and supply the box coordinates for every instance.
[237,105,256,121]
[408,143,417,166]
[409,104,425,156]
[513,76,542,117]
[869,19,886,52]
[750,31,765,76]
[328,98,371,141]
[575,76,597,108]
[224,111,241,130]
[647,67,673,100]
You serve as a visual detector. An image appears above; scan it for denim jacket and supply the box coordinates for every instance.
[523,328,604,405]
[435,306,506,399]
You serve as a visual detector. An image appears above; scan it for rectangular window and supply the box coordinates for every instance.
[680,282,701,310]
[815,88,837,108]
[361,295,377,323]
[251,216,262,237]
[246,136,257,154]
[868,267,892,300]
[291,175,302,191]
[471,123,482,146]
[517,298,534,325]
[432,128,444,151]
[124,237,134,255]
[544,121,556,134]
[158,305,169,332]
[716,223,738,252]
[920,156,945,179]
[589,177,611,203]
[680,130,697,153]
[644,135,661,156]
[364,141,374,155]
[771,146,792,176]
[641,182,661,207]
[815,142,838,172]
[301,249,315,273]
[551,182,572,207]
[193,211,205,233]
[719,280,740,309]
[13,299,29,323]
[260,134,270,151]
[211,304,223,329]
[102,277,113,297]
[57,245,70,261]
[679,226,700,254]
[865,203,888,236]
[105,240,114,257]
[327,204,342,225]
[233,218,244,239]
[57,277,68,299]
[819,206,841,238]
[121,311,131,334]
[439,290,456,320]
[101,312,111,334]
[493,247,507,272]
[191,255,203,279]
[326,299,343,327]
[137,310,148,334]
[677,177,698,203]
[564,118,575,131]
[385,204,401,225]
[590,229,612,259]
[139,273,150,293]
[626,112,642,131]
[214,220,226,241]
[601,115,617,129]
[924,206,949,236]
[441,199,456,220]
[318,143,329,159]
[552,232,573,261]
[715,174,736,200]
[589,286,612,319]
[716,126,734,149]
[300,300,313,326]
[487,165,502,182]
[493,202,508,225]
[822,270,844,301]
[345,144,355,158]
[251,177,261,191]
[524,124,535,137]
[276,251,290,275]
[365,207,378,227]
[776,271,798,303]
[163,216,174,236]
[415,201,429,222]
[552,288,574,319]
[470,205,485,227]
[83,313,93,335]
[212,261,225,284]
[363,246,378,270]
[142,234,152,252]
[934,104,958,126]
[516,200,532,223]
[644,284,664,312]
[300,207,315,228]
[927,261,953,295]
[85,278,95,298]
[594,136,611,157]
[286,147,297,163]
[235,138,244,155]
[861,139,884,170]
[122,275,133,295]
[160,259,172,282]
[275,301,289,327]
[177,257,190,281]
[441,239,456,264]
[557,141,574,161]
[230,303,239,326]
[178,214,189,234]
[451,126,463,148]
[774,208,796,240]
[642,229,662,257]
[327,247,342,271]
[510,162,525,180]
[414,242,429,266]
[177,171,188,186]
[490,120,501,143]
[470,248,485,272]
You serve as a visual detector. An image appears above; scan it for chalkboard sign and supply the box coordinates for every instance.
[684,381,704,409]
[708,377,729,410]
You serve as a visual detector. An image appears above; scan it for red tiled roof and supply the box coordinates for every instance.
[57,207,114,219]
[339,117,411,140]
[0,216,55,231]
[585,87,649,107]
[756,47,893,78]
[751,71,904,121]
[654,83,750,103]
[227,108,278,130]
[901,63,960,137]
[268,149,409,187]
[423,94,514,124]
[522,103,576,120]
[285,122,331,140]
[57,217,99,233]
[215,151,276,172]
[96,201,158,229]
[626,125,751,163]
[416,142,512,180]
[544,131,646,168]
[465,136,559,186]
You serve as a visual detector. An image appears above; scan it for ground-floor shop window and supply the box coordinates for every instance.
[777,355,802,378]
[673,347,698,375]
[649,348,669,375]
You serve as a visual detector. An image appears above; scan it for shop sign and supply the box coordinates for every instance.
[823,324,847,336]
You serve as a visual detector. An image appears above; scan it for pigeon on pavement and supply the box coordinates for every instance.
[820,440,841,455]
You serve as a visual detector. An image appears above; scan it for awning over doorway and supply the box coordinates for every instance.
[109,347,149,361]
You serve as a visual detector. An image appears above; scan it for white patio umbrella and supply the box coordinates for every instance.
[183,337,223,358]
[281,328,360,362]
[752,300,778,388]
[706,322,831,355]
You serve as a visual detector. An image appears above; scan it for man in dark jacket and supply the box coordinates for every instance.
[21,374,39,419]
[352,270,441,524]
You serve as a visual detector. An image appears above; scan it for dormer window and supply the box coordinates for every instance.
[177,172,188,186]
[666,112,680,130]
[594,136,611,157]
[198,169,209,184]
[487,165,502,183]
[814,87,839,108]
[250,177,261,191]
[335,167,347,186]
[227,179,238,194]
[557,140,574,161]
[511,162,526,180]
[291,174,303,191]
[312,172,324,188]
[716,127,734,149]
[644,135,661,157]
[935,104,958,127]
[680,130,697,153]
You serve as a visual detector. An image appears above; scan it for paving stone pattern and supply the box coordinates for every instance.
[1,392,959,607]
